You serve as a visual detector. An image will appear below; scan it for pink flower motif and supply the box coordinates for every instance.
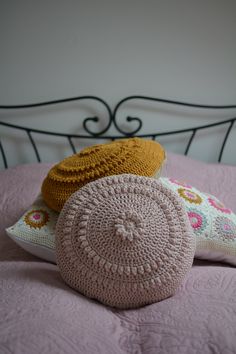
[187,209,207,235]
[208,197,231,214]
[169,178,192,189]
[33,213,41,220]
[24,209,49,229]
[188,212,202,229]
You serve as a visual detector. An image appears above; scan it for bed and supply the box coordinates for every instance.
[1,95,236,354]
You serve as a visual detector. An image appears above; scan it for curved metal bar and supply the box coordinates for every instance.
[126,116,143,135]
[112,95,236,137]
[0,139,8,168]
[0,96,113,137]
[68,136,77,154]
[184,129,196,155]
[0,95,110,109]
[147,117,236,137]
[113,95,236,111]
[112,113,142,136]
[1,116,235,139]
[0,120,113,138]
[27,131,41,162]
[83,115,113,137]
[218,120,235,162]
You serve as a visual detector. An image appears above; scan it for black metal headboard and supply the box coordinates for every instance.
[0,95,236,169]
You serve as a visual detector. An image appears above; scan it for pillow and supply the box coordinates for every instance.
[41,138,166,212]
[160,177,236,266]
[5,195,58,263]
[163,152,236,212]
[55,174,195,309]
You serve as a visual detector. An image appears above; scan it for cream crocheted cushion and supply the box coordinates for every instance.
[56,174,195,309]
[5,195,58,263]
[160,177,236,266]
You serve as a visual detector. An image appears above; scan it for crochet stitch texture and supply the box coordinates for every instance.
[160,177,236,265]
[56,174,195,309]
[41,138,165,212]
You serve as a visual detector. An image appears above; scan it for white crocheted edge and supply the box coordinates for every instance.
[195,249,236,266]
[6,229,56,264]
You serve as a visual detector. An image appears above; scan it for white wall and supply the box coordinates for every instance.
[1,0,236,104]
[0,0,236,167]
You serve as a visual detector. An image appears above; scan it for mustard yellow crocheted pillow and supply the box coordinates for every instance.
[41,138,165,212]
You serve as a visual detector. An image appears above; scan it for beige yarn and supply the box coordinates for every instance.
[56,174,195,309]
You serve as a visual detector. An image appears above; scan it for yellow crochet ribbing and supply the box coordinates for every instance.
[41,138,166,212]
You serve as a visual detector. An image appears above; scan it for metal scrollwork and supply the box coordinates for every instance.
[0,95,236,168]
[81,97,113,137]
[112,96,144,136]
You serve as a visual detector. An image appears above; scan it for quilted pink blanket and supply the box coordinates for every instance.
[1,153,236,354]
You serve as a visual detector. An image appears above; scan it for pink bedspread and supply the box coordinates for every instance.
[1,153,236,354]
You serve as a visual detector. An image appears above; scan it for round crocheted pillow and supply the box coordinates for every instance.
[55,174,195,309]
[41,137,165,212]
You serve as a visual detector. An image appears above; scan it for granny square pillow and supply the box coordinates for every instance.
[56,174,195,309]
[5,195,58,263]
[42,138,166,212]
[160,177,236,265]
